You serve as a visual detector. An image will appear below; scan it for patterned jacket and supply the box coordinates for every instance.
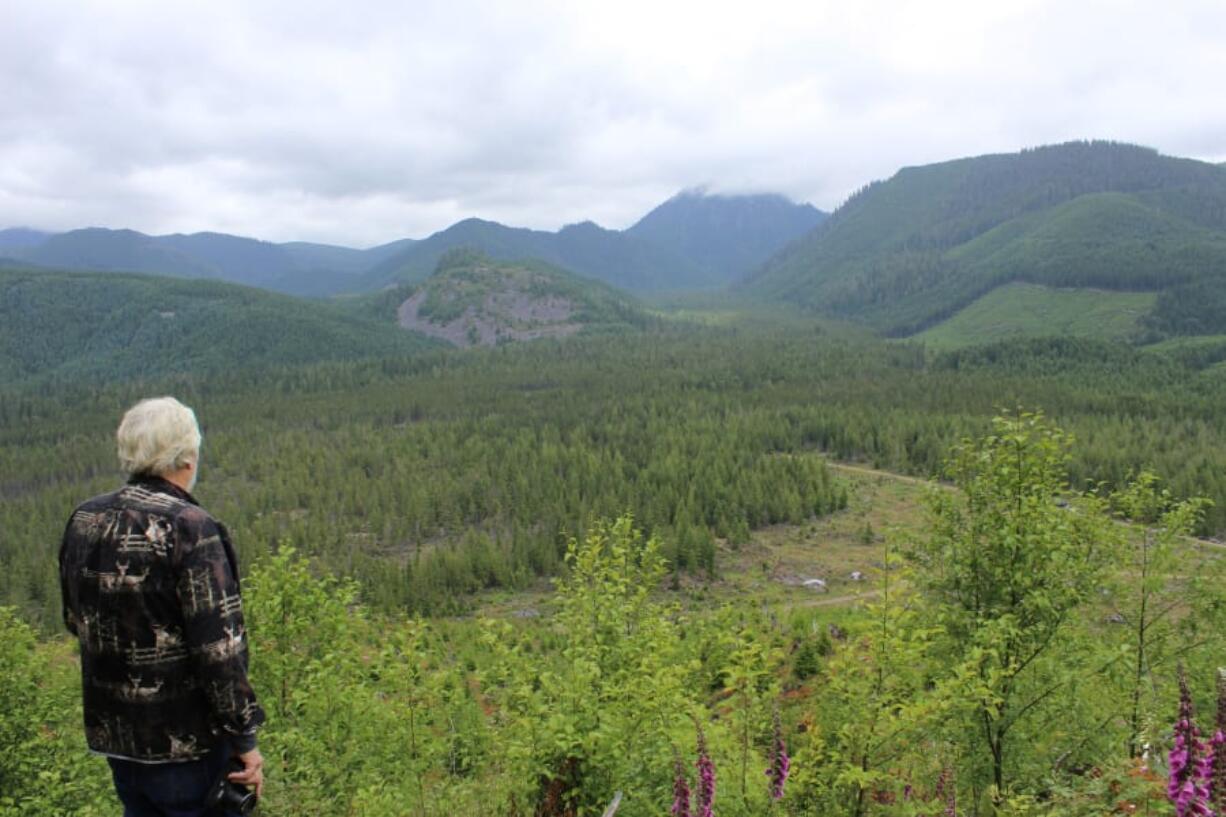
[59,474,265,762]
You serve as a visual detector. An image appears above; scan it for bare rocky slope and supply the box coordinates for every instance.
[389,250,650,348]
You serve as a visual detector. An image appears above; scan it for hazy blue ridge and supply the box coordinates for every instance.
[346,192,825,293]
[0,227,51,250]
[1,228,402,298]
[625,189,826,283]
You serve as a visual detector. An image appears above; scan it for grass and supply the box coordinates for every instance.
[709,462,927,608]
[913,282,1155,349]
[459,455,1226,653]
[467,457,934,623]
[644,290,880,339]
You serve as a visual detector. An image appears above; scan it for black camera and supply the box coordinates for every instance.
[204,757,258,815]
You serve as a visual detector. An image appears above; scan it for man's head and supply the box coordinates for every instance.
[117,397,202,490]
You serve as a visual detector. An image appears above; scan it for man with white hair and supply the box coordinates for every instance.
[59,396,266,816]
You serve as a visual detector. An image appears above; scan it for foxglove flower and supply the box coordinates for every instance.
[765,707,790,800]
[696,725,716,817]
[1211,670,1226,817]
[1169,668,1214,817]
[934,766,956,817]
[672,755,692,817]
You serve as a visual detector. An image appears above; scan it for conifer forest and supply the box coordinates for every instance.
[7,322,1226,816]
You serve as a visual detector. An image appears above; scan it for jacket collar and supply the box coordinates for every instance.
[126,473,201,507]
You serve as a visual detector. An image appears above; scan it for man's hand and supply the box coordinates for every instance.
[228,747,264,798]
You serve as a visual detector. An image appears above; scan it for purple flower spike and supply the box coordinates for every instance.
[672,755,692,817]
[1212,670,1226,817]
[935,766,956,817]
[1169,667,1214,817]
[696,725,716,817]
[765,708,790,800]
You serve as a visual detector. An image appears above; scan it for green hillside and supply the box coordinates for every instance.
[372,250,651,347]
[0,264,438,386]
[914,283,1155,349]
[744,141,1226,338]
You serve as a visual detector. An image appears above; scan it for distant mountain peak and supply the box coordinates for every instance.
[624,190,826,285]
[654,186,815,207]
[558,220,608,234]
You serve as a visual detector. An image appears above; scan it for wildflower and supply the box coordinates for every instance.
[765,707,790,800]
[934,766,956,817]
[696,724,716,817]
[672,755,692,817]
[1211,670,1226,817]
[1169,668,1213,817]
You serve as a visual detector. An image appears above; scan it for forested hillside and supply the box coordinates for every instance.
[746,141,1226,337]
[374,250,652,346]
[8,323,1226,633]
[0,265,437,385]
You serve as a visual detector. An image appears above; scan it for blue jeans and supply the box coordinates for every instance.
[107,744,240,817]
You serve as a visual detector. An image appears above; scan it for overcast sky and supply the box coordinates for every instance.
[3,0,1224,247]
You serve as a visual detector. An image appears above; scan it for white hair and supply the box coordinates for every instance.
[116,397,202,477]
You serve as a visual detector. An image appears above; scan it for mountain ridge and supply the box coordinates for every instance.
[357,192,824,293]
[1,227,416,298]
[744,141,1226,339]
[3,191,823,297]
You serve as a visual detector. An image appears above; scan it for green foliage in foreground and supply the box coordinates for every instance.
[8,418,1226,816]
[914,283,1155,349]
[917,415,1117,800]
[0,608,114,815]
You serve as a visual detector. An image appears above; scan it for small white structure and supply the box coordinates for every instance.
[802,578,827,592]
[849,571,865,582]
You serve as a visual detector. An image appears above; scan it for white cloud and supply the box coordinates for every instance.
[2,0,1224,246]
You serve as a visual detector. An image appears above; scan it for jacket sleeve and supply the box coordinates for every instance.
[59,517,79,637]
[174,511,266,754]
